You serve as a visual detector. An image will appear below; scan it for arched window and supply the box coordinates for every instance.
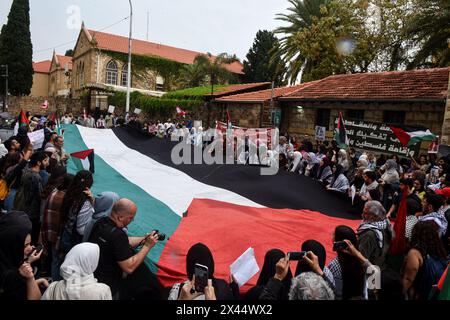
[121,64,129,87]
[106,60,118,85]
[80,62,85,86]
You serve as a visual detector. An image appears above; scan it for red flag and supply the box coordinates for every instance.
[176,107,187,118]
[390,193,408,255]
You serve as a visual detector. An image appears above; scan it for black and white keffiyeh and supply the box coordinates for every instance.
[357,219,393,249]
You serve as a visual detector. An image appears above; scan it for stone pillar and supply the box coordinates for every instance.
[440,69,450,145]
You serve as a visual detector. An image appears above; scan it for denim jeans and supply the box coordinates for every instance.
[4,188,17,212]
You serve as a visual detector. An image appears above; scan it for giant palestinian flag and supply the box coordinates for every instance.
[62,124,360,292]
[389,125,436,147]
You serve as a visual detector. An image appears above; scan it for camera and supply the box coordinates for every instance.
[153,230,166,241]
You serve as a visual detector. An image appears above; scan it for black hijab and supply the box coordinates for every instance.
[186,243,215,280]
[295,240,326,276]
[334,225,365,300]
[185,243,235,300]
[246,249,293,300]
[0,211,32,273]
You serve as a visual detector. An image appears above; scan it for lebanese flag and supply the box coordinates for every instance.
[176,106,187,118]
[389,125,436,147]
[334,112,349,148]
[70,149,95,173]
[390,193,407,255]
[41,100,49,109]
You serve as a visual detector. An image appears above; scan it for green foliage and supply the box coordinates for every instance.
[274,0,417,82]
[406,0,450,68]
[163,85,230,100]
[0,0,33,95]
[108,91,204,119]
[106,51,185,91]
[65,49,74,57]
[243,30,287,86]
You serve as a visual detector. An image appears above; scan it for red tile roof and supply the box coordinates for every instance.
[215,81,321,102]
[33,60,51,73]
[282,68,450,101]
[87,29,244,74]
[55,55,73,71]
[207,82,271,98]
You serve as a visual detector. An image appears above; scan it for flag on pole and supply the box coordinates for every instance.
[70,149,95,173]
[334,112,349,149]
[41,100,49,109]
[18,110,29,127]
[390,193,407,255]
[389,125,436,147]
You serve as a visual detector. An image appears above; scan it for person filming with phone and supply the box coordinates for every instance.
[88,198,161,299]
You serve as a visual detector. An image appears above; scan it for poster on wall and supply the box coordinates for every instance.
[315,126,326,141]
[334,118,421,157]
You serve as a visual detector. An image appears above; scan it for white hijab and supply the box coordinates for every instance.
[60,243,101,300]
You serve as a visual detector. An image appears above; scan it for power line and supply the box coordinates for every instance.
[34,16,130,54]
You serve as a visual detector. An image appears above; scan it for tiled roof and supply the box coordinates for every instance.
[55,55,73,71]
[86,29,244,74]
[33,60,51,73]
[281,68,450,101]
[207,82,271,98]
[215,81,321,102]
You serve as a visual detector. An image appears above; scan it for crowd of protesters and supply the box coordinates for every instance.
[0,112,449,301]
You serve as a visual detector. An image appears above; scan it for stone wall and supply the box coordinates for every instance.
[30,73,49,97]
[7,96,83,116]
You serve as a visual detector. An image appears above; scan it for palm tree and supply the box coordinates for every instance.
[179,63,206,88]
[406,0,450,69]
[194,52,240,93]
[274,0,330,83]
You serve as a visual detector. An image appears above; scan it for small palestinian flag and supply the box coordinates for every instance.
[438,264,450,300]
[70,149,95,173]
[18,110,29,127]
[389,125,436,147]
[334,112,349,149]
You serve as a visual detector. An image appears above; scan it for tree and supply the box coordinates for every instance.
[274,0,415,83]
[243,30,286,86]
[406,0,450,69]
[178,63,206,88]
[65,49,74,57]
[0,0,33,96]
[185,53,240,92]
[275,0,330,83]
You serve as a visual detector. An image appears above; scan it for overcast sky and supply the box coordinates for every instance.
[0,0,289,62]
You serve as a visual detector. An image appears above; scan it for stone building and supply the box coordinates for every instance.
[48,52,72,97]
[31,60,51,97]
[70,23,244,112]
[213,68,450,155]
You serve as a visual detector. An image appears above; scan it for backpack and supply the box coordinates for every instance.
[417,255,448,300]
[0,179,9,201]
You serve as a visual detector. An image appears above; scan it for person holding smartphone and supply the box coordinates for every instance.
[0,211,49,300]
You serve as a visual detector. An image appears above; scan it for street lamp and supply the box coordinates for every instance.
[126,0,133,114]
[0,64,8,112]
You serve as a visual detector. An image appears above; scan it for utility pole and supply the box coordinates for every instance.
[1,65,8,112]
[126,0,133,114]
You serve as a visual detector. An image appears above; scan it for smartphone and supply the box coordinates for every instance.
[287,251,306,261]
[333,241,348,251]
[34,244,44,254]
[194,263,209,293]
